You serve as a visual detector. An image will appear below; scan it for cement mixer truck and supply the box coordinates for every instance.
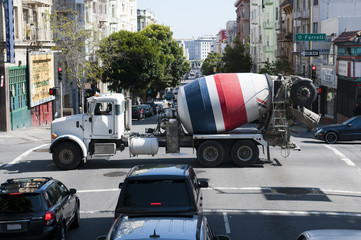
[49,73,320,170]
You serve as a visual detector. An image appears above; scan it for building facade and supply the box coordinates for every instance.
[137,9,156,31]
[234,0,250,45]
[250,0,264,72]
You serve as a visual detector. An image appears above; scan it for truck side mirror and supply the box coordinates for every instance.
[118,182,123,189]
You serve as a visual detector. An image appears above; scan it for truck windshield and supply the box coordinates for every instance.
[122,179,191,211]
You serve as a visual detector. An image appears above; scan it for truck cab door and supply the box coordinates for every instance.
[92,102,115,137]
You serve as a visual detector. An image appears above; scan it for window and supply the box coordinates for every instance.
[313,22,318,33]
[275,7,279,21]
[122,179,191,210]
[0,194,43,213]
[313,0,318,5]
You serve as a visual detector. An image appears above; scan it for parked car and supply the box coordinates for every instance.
[139,104,154,117]
[114,164,208,219]
[0,177,79,240]
[97,214,230,240]
[132,106,144,120]
[314,116,361,143]
[297,229,361,240]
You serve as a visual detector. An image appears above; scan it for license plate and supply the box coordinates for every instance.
[7,224,22,230]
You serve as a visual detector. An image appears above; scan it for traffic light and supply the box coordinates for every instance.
[49,88,56,95]
[311,65,316,81]
[58,67,62,81]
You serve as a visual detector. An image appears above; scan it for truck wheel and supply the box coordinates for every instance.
[197,141,224,167]
[53,142,82,170]
[290,81,316,107]
[231,140,259,167]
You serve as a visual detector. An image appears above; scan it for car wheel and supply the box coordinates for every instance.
[53,142,82,170]
[71,203,80,229]
[231,140,259,167]
[197,141,224,167]
[325,132,338,144]
[54,222,66,240]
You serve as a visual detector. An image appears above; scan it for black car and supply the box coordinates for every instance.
[97,214,230,240]
[132,106,144,120]
[314,116,361,144]
[0,177,80,240]
[114,164,208,219]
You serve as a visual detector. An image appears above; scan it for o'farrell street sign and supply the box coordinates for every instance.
[300,50,319,57]
[295,33,326,41]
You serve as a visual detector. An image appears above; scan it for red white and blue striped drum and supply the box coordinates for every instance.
[177,73,272,134]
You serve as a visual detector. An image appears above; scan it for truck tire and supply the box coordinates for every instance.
[231,140,259,167]
[53,142,82,170]
[290,81,316,107]
[197,141,224,167]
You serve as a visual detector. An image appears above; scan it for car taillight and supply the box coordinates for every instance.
[44,211,55,226]
[150,202,161,206]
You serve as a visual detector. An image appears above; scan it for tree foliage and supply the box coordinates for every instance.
[259,56,294,75]
[201,52,222,75]
[98,24,190,97]
[221,36,252,73]
[202,37,252,75]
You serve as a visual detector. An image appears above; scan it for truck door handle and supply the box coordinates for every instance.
[109,129,112,134]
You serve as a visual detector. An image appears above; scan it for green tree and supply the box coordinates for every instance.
[201,52,222,75]
[259,56,294,75]
[222,36,252,73]
[97,30,162,95]
[49,10,100,112]
[141,24,190,97]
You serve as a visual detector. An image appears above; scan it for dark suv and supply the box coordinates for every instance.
[0,177,80,240]
[114,164,208,219]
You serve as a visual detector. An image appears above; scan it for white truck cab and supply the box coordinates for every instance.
[49,93,129,169]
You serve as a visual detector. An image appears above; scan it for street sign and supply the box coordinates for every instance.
[300,50,319,57]
[295,33,326,41]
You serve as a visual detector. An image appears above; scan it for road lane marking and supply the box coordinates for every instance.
[223,212,231,234]
[323,144,356,167]
[2,144,49,168]
[77,189,119,193]
[79,209,361,218]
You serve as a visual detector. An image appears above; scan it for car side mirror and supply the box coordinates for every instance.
[118,182,123,189]
[69,188,77,194]
[348,123,352,127]
[216,235,230,240]
[96,236,107,240]
[199,180,208,188]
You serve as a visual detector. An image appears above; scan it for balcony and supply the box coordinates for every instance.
[264,0,273,5]
[263,21,274,29]
[264,46,273,53]
[22,0,52,6]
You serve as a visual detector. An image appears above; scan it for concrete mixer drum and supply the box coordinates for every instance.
[290,78,317,107]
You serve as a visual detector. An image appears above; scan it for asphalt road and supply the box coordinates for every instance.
[1,115,361,240]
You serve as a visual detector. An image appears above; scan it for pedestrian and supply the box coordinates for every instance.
[353,103,361,116]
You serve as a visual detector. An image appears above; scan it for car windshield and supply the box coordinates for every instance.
[122,179,191,211]
[0,193,43,213]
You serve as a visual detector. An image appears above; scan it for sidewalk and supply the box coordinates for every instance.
[0,126,51,146]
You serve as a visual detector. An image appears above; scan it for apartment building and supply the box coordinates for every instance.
[137,9,156,31]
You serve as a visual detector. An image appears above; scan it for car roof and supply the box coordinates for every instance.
[0,177,53,194]
[300,229,361,239]
[111,215,201,240]
[127,164,191,179]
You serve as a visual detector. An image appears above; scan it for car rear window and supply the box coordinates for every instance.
[123,179,191,209]
[0,193,43,213]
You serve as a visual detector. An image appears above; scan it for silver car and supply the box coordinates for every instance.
[297,229,361,240]
[97,214,230,240]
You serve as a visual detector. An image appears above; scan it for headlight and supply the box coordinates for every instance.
[315,129,323,135]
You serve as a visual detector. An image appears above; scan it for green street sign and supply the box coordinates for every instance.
[295,33,326,41]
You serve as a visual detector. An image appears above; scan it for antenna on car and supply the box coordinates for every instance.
[149,229,160,238]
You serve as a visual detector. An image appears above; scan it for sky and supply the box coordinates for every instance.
[137,0,238,39]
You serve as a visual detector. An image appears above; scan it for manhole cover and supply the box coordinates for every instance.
[103,171,127,177]
[34,148,49,152]
[275,187,312,196]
